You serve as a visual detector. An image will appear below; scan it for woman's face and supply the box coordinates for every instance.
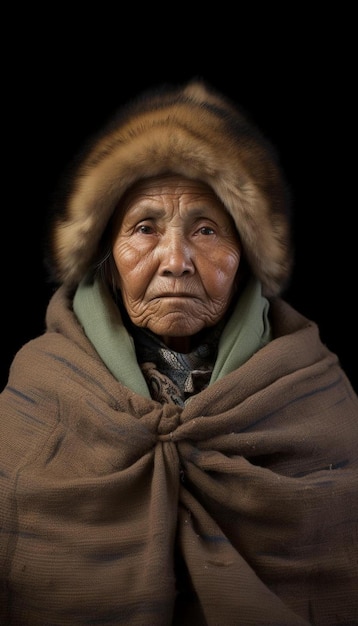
[111,175,242,351]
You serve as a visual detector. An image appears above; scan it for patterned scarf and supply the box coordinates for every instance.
[130,323,225,407]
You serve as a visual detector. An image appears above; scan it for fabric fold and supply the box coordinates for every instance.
[1,285,357,625]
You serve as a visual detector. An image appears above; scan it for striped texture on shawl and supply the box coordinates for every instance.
[0,285,357,625]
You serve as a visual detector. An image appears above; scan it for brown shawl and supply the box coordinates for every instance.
[1,285,357,625]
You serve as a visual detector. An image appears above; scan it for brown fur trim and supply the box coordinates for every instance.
[48,79,292,296]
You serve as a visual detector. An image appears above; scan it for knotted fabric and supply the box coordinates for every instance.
[0,282,357,625]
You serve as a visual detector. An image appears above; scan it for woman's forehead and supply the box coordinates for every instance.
[120,174,217,200]
[111,175,230,229]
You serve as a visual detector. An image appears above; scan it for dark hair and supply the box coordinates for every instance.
[92,208,120,296]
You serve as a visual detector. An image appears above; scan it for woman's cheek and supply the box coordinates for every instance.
[113,240,144,272]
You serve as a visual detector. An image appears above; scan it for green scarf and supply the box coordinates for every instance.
[73,275,271,398]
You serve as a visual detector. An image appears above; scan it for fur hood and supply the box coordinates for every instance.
[47,79,292,297]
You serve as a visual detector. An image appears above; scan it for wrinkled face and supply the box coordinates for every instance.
[111,175,242,351]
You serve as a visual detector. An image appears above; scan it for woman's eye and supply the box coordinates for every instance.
[137,224,154,234]
[199,226,215,235]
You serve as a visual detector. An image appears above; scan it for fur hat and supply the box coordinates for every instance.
[47,79,292,297]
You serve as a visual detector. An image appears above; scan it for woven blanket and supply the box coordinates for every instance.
[1,286,357,625]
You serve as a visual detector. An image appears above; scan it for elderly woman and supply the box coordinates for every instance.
[1,80,357,626]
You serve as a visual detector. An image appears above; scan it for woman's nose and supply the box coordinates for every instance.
[158,235,195,277]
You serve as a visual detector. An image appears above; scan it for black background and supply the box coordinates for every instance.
[2,9,356,392]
